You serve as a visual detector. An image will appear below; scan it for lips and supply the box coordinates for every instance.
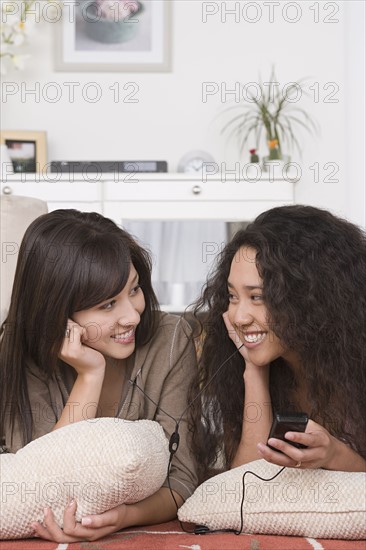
[242,332,267,345]
[111,328,135,343]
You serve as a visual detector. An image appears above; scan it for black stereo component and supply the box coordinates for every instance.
[50,161,168,173]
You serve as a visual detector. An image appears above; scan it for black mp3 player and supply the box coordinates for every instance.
[267,412,309,450]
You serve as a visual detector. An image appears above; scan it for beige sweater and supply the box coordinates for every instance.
[6,313,198,501]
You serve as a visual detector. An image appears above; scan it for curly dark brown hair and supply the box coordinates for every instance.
[189,205,366,481]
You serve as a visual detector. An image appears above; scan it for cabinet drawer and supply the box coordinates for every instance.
[103,180,294,221]
[1,181,101,202]
[104,199,294,222]
[1,182,103,215]
[104,180,294,202]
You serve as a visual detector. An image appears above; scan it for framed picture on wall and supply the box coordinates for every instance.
[0,131,47,174]
[56,0,171,72]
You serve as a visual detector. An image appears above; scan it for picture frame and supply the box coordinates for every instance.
[55,0,172,72]
[0,131,47,174]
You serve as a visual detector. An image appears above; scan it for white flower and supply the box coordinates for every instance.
[0,22,15,38]
[0,0,59,72]
[12,53,30,70]
[11,31,25,46]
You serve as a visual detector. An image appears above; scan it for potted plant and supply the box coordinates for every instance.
[219,68,319,168]
[249,148,259,163]
[83,0,143,44]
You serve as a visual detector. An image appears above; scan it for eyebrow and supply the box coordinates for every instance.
[129,271,139,284]
[227,281,263,290]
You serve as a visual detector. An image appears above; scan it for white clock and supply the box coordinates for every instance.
[177,150,216,174]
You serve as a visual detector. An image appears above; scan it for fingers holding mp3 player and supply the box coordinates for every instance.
[268,412,309,451]
[257,413,341,470]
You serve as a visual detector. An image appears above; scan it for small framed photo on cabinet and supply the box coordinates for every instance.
[0,131,47,174]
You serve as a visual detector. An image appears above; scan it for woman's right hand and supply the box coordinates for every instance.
[59,320,106,377]
[225,309,272,467]
[52,321,106,431]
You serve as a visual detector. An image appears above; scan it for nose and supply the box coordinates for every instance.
[231,300,253,328]
[116,300,141,328]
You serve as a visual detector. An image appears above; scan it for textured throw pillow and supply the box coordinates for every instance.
[178,459,366,540]
[1,418,169,540]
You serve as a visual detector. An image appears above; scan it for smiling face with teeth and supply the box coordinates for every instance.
[227,246,288,367]
[72,265,145,361]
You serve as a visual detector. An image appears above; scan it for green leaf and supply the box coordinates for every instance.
[217,68,319,156]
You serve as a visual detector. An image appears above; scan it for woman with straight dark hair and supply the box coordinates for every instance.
[0,209,197,542]
[190,205,366,482]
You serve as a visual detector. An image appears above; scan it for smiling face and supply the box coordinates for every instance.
[72,265,145,361]
[227,246,287,367]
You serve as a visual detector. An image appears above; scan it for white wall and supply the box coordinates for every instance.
[1,1,364,224]
[344,0,365,228]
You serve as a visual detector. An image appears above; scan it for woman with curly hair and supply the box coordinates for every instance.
[190,205,366,481]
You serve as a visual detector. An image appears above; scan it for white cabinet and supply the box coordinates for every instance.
[1,173,295,222]
[1,173,295,311]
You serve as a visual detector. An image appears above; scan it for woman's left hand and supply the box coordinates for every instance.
[31,500,128,543]
[257,419,338,470]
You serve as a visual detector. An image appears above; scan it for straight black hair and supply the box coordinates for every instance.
[0,210,160,445]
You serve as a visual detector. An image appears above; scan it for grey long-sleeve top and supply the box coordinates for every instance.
[5,313,198,501]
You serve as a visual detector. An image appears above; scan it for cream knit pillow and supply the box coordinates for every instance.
[1,418,169,540]
[178,459,366,540]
